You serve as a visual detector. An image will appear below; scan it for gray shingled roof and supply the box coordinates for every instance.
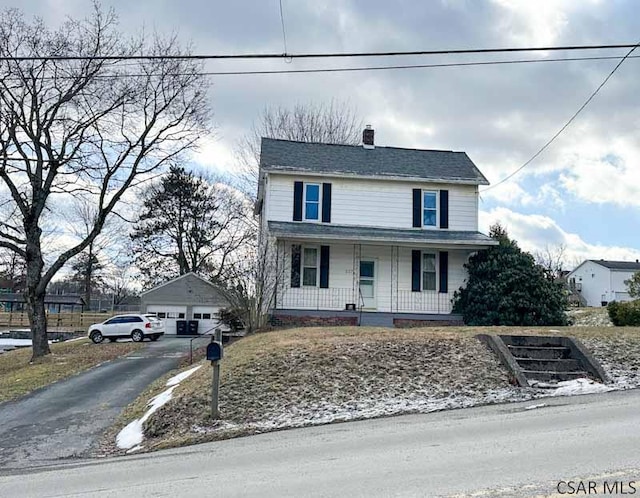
[260,138,489,185]
[590,260,640,271]
[268,221,497,246]
[0,293,85,305]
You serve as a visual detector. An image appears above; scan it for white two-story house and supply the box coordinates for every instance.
[567,259,640,307]
[255,127,497,327]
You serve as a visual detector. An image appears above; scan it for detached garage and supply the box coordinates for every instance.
[140,272,230,335]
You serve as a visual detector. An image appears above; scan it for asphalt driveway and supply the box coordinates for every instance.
[0,337,207,469]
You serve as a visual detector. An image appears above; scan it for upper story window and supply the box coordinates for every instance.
[304,184,320,221]
[423,191,437,227]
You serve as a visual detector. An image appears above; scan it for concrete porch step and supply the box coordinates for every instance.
[358,313,394,327]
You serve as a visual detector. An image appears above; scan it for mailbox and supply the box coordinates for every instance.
[206,341,223,362]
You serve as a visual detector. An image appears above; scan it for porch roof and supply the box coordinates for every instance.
[268,221,498,247]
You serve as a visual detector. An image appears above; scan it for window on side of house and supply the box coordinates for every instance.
[302,247,318,286]
[422,253,437,291]
[193,313,202,319]
[423,191,437,227]
[202,313,212,320]
[304,184,320,221]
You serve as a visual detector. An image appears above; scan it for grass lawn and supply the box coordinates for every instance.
[104,325,640,455]
[0,338,144,403]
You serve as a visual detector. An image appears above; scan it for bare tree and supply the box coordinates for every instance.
[103,254,136,309]
[64,197,127,309]
[0,6,210,358]
[534,244,568,282]
[235,100,363,196]
[217,237,283,334]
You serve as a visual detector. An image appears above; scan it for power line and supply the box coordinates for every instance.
[0,43,638,62]
[3,53,639,81]
[481,41,640,193]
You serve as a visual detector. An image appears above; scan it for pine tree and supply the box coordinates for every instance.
[452,223,568,326]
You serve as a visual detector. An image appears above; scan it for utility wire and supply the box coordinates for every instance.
[278,0,288,56]
[0,43,638,62]
[3,53,639,81]
[481,42,640,193]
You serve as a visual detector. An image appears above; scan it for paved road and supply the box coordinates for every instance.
[0,337,206,469]
[1,388,639,497]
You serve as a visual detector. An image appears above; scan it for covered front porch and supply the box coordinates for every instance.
[269,221,497,317]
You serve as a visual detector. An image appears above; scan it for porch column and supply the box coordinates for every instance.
[390,246,399,313]
[352,243,361,307]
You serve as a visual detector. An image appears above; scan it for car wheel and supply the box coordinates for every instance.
[131,330,144,342]
[150,335,159,341]
[90,330,104,344]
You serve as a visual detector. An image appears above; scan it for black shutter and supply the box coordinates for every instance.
[411,250,421,292]
[412,189,422,228]
[320,246,330,288]
[439,190,449,229]
[291,244,301,287]
[439,251,448,293]
[293,181,303,221]
[322,183,332,223]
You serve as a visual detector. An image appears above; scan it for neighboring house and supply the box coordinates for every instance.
[140,272,229,334]
[255,127,498,327]
[567,259,640,307]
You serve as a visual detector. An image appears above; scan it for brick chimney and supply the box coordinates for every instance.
[362,125,374,149]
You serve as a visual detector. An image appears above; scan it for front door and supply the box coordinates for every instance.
[359,260,376,309]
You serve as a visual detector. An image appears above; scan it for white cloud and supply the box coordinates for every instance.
[480,206,640,265]
[490,0,574,47]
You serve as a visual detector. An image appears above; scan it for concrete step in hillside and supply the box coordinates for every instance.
[507,345,571,360]
[477,334,610,387]
[521,370,589,383]
[515,358,581,372]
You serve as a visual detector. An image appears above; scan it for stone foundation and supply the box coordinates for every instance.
[270,314,358,328]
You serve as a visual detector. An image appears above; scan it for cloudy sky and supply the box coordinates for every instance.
[10,0,640,265]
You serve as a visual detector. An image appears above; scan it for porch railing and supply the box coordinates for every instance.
[396,291,454,314]
[277,287,355,311]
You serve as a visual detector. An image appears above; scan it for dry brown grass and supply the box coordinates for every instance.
[0,339,144,403]
[103,325,640,455]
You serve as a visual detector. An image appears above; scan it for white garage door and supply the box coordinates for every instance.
[147,305,187,335]
[192,306,221,334]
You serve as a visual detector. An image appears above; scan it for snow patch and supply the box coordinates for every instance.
[548,378,613,396]
[0,339,33,347]
[166,365,201,387]
[116,365,202,450]
[524,403,547,410]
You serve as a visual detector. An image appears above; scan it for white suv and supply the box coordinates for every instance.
[88,314,165,343]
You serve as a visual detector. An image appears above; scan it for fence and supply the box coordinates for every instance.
[277,287,355,310]
[0,311,122,330]
[396,291,454,314]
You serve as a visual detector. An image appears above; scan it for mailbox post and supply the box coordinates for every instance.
[206,329,224,419]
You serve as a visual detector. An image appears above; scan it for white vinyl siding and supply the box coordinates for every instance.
[279,243,470,313]
[266,174,478,231]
